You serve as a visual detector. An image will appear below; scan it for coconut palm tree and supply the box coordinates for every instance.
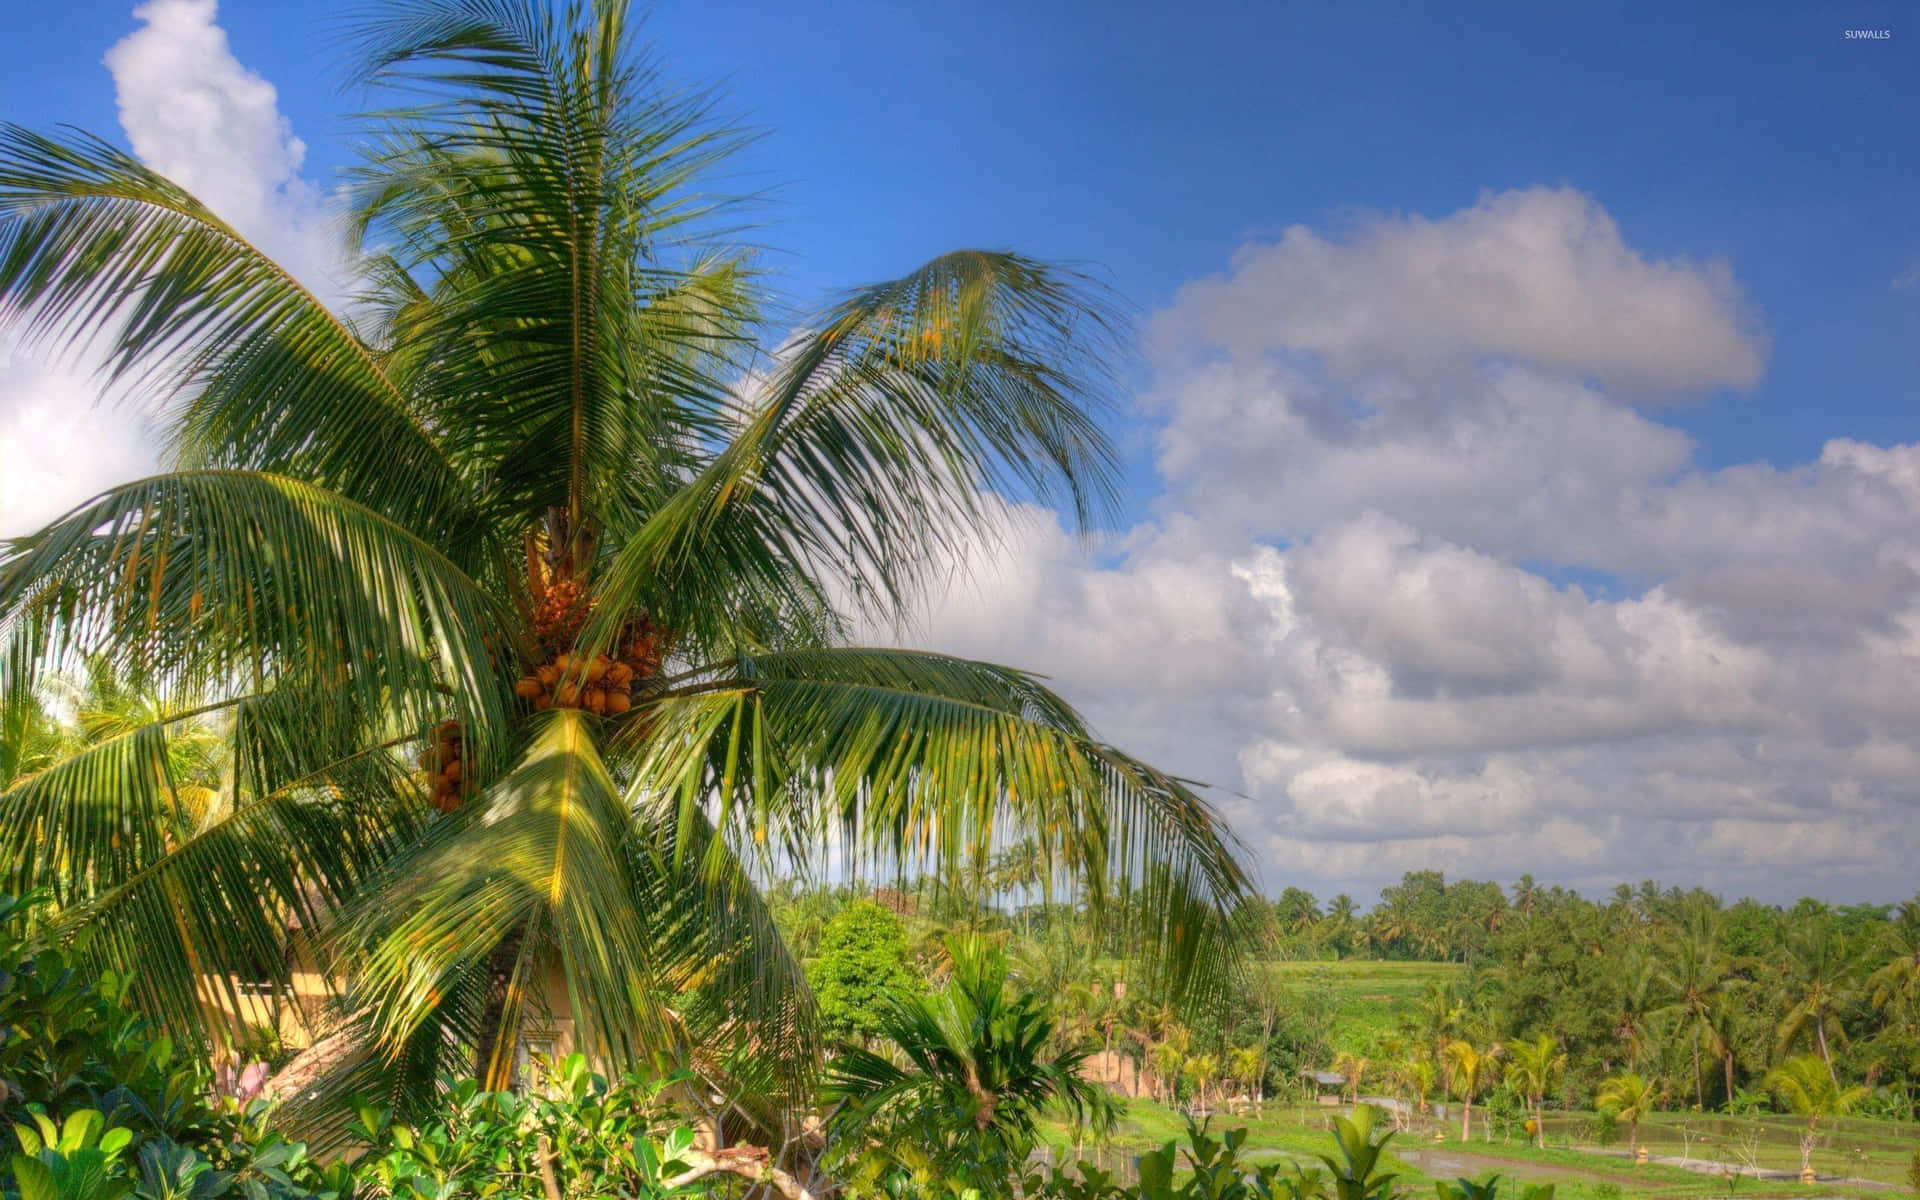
[1655,902,1732,1109]
[1506,1034,1564,1148]
[1760,1055,1869,1180]
[0,0,1252,1116]
[1230,1045,1266,1114]
[824,936,1114,1195]
[1440,1040,1499,1142]
[1866,899,1920,1014]
[1332,1049,1370,1106]
[1594,1072,1659,1159]
[1774,921,1860,1085]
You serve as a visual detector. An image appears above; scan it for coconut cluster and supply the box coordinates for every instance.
[513,620,663,716]
[417,719,469,812]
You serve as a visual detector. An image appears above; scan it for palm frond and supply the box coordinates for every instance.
[580,250,1128,662]
[0,125,482,545]
[339,710,678,1083]
[624,647,1255,1002]
[1,471,520,770]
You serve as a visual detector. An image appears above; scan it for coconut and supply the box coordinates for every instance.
[555,682,580,705]
[585,688,608,714]
[536,664,560,686]
[605,661,634,687]
[515,676,544,699]
[606,692,632,715]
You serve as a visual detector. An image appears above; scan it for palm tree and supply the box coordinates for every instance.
[1150,1030,1190,1106]
[1506,1034,1565,1148]
[1655,901,1731,1109]
[1400,1056,1436,1117]
[1594,1072,1659,1160]
[0,0,1252,1117]
[1866,899,1920,1014]
[1615,944,1659,1073]
[1186,1051,1220,1115]
[1230,1044,1266,1114]
[1761,1055,1869,1181]
[1332,1049,1370,1106]
[825,936,1114,1194]
[1774,921,1859,1085]
[1440,1040,1499,1142]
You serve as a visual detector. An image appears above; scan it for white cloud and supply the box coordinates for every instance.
[881,190,1920,903]
[1154,186,1767,392]
[104,0,337,291]
[0,0,337,539]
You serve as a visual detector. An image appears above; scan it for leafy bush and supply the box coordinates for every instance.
[1034,1106,1397,1200]
[346,1055,712,1200]
[0,893,350,1199]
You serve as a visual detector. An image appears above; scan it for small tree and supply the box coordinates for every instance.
[1442,1041,1500,1142]
[1231,1045,1267,1114]
[1761,1054,1868,1181]
[1595,1072,1660,1159]
[808,899,920,1046]
[1506,1034,1566,1148]
[1333,1050,1371,1106]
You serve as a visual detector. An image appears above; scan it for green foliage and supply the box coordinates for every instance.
[1434,1180,1554,1200]
[826,937,1114,1198]
[347,1055,708,1200]
[0,894,348,1200]
[809,900,921,1045]
[1313,1105,1397,1200]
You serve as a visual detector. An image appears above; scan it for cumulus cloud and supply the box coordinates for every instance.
[1155,186,1767,392]
[0,0,337,538]
[882,189,1920,903]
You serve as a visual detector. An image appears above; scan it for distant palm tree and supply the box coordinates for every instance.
[1615,944,1659,1073]
[1400,1057,1436,1117]
[1231,1044,1267,1114]
[0,0,1254,1116]
[1186,1051,1221,1114]
[1506,1034,1565,1148]
[1775,922,1859,1085]
[1595,1072,1660,1159]
[1655,902,1732,1108]
[1761,1055,1869,1180]
[1866,899,1920,1014]
[1333,1050,1370,1105]
[1441,1040,1499,1141]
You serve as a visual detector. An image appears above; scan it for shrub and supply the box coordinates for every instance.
[0,892,349,1199]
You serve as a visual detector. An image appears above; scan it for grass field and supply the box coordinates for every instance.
[1048,1099,1914,1200]
[1042,961,1917,1200]
[1261,959,1467,1046]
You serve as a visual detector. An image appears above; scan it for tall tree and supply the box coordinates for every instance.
[0,0,1252,1118]
[1440,1040,1499,1142]
[1655,901,1731,1109]
[1506,1033,1565,1148]
[1594,1072,1659,1159]
[1774,919,1859,1085]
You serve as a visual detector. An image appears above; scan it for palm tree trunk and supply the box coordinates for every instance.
[1815,1022,1837,1086]
[1722,1051,1735,1109]
[1691,1024,1704,1109]
[1461,1099,1472,1142]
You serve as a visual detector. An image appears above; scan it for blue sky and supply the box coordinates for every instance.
[2,2,1918,901]
[8,1,1915,498]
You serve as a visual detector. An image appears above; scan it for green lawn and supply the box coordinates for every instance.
[1048,1098,1911,1200]
[1041,961,1915,1200]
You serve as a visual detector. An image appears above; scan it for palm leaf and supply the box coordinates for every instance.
[0,125,482,547]
[624,647,1255,1001]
